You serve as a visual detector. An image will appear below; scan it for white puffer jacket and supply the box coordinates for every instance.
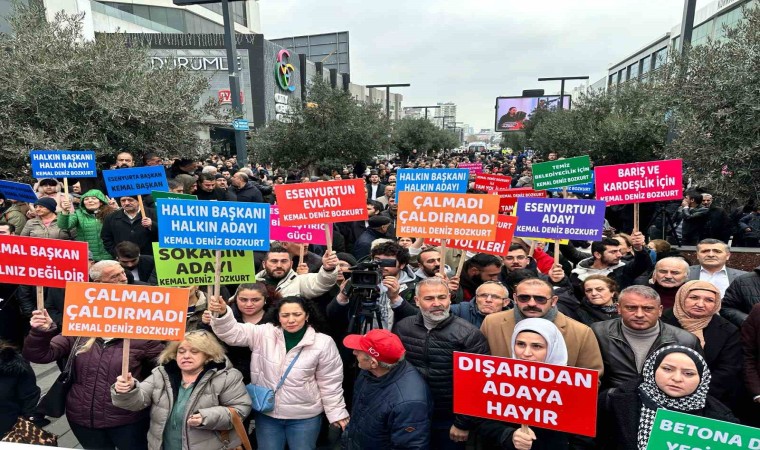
[211,307,349,423]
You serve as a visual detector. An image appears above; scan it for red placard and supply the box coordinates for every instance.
[474,174,512,192]
[426,215,518,256]
[275,179,368,226]
[498,189,547,214]
[453,352,599,437]
[0,235,89,288]
[594,159,683,205]
[457,162,483,174]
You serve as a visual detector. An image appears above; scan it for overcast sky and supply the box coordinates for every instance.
[261,0,707,132]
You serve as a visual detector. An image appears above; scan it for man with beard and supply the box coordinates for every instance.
[569,234,650,300]
[229,172,264,203]
[639,257,690,310]
[393,278,489,449]
[195,173,236,202]
[101,196,158,257]
[458,253,502,302]
[481,278,603,374]
[115,241,156,285]
[115,152,135,168]
[254,244,337,299]
[413,246,454,280]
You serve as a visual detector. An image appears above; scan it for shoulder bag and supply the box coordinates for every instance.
[36,336,83,418]
[245,348,303,413]
[220,406,252,450]
[1,416,58,446]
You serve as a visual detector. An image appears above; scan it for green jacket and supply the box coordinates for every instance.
[57,209,110,261]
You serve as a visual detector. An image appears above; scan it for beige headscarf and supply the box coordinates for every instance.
[673,280,722,348]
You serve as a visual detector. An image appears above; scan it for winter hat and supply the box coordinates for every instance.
[81,189,108,204]
[34,197,57,213]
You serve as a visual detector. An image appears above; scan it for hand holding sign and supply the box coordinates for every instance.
[513,426,536,450]
[548,264,565,284]
[114,373,135,394]
[30,309,53,331]
[322,251,338,271]
[630,231,645,251]
[207,296,227,315]
[141,217,152,229]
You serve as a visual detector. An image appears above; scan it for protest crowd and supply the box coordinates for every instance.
[0,147,759,450]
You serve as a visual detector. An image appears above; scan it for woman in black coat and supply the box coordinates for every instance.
[0,341,40,436]
[597,345,736,450]
[661,280,743,409]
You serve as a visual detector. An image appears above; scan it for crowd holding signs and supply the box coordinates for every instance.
[4,148,759,450]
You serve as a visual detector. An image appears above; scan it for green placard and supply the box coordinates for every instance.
[646,409,760,450]
[152,243,255,287]
[151,190,198,200]
[532,155,592,190]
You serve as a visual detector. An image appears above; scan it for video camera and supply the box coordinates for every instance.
[343,259,397,290]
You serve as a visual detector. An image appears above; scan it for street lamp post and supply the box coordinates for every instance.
[366,83,411,120]
[537,76,589,109]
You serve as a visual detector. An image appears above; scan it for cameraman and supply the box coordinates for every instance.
[328,241,418,332]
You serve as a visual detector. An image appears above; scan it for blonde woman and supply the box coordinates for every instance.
[112,330,251,450]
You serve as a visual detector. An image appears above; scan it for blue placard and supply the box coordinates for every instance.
[30,150,97,178]
[395,169,469,202]
[548,173,595,194]
[156,199,270,251]
[102,166,169,198]
[0,180,38,203]
[232,119,249,131]
[515,198,606,240]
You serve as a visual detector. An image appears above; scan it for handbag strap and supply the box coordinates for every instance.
[220,407,252,450]
[62,337,84,373]
[274,348,303,392]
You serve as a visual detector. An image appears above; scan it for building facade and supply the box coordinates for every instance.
[271,32,350,75]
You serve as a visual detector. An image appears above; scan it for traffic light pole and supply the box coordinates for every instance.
[221,0,248,165]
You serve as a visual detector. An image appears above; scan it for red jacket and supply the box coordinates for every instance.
[23,327,163,428]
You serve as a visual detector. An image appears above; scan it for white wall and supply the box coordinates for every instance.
[44,0,95,40]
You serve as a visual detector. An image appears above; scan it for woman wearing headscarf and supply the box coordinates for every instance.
[598,345,736,450]
[661,280,742,409]
[58,189,115,261]
[477,318,570,450]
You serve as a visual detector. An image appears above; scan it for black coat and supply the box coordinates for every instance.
[0,347,40,435]
[721,266,760,327]
[101,208,159,257]
[597,379,737,450]
[477,419,569,450]
[571,298,619,327]
[591,319,702,390]
[195,187,236,202]
[233,181,263,203]
[342,360,433,450]
[392,313,489,428]
[662,310,743,408]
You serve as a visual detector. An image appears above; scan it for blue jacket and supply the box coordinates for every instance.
[342,360,433,450]
[450,301,487,328]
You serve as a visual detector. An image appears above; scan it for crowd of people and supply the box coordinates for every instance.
[0,148,759,450]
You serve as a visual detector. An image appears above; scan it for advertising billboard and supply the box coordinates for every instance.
[494,95,571,132]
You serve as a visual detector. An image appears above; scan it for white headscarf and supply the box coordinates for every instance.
[510,318,568,366]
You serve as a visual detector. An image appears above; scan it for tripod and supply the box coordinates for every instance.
[646,202,682,246]
[347,289,384,334]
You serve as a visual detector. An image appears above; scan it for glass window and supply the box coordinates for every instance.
[149,6,169,28]
[617,70,624,83]
[641,55,651,74]
[654,47,668,69]
[608,74,615,86]
[628,62,639,80]
[132,4,150,21]
[166,8,185,32]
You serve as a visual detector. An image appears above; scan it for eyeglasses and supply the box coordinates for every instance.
[515,294,550,305]
[476,293,506,301]
[504,255,528,262]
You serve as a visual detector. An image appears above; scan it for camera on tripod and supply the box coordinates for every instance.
[343,259,397,290]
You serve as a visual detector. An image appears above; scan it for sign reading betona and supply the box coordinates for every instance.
[63,282,189,341]
[0,235,89,289]
[396,192,500,241]
[647,409,760,450]
[453,352,599,437]
[152,243,255,287]
[275,179,367,226]
[532,155,592,190]
[595,159,683,205]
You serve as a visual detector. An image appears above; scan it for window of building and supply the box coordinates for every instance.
[641,55,651,74]
[96,2,225,33]
[628,61,639,80]
[608,74,615,86]
[691,21,712,47]
[653,47,668,69]
[200,2,247,27]
[715,6,744,41]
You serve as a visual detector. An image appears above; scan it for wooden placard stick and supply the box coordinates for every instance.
[324,224,332,255]
[137,195,147,219]
[633,203,640,233]
[554,239,561,265]
[121,339,130,379]
[439,240,447,276]
[528,240,536,258]
[212,250,222,317]
[455,252,467,278]
[36,285,44,311]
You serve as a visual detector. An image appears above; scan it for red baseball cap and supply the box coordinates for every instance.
[343,329,406,364]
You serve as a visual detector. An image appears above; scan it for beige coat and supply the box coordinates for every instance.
[111,358,251,450]
[480,310,605,377]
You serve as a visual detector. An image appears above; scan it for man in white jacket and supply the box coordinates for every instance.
[256,243,338,299]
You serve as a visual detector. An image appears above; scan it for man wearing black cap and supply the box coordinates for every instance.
[101,196,158,257]
[341,329,433,449]
[353,215,392,261]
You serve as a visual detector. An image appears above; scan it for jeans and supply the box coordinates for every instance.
[69,420,149,450]
[254,412,322,450]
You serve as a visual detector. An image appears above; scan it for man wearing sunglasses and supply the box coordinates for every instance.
[480,278,603,376]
